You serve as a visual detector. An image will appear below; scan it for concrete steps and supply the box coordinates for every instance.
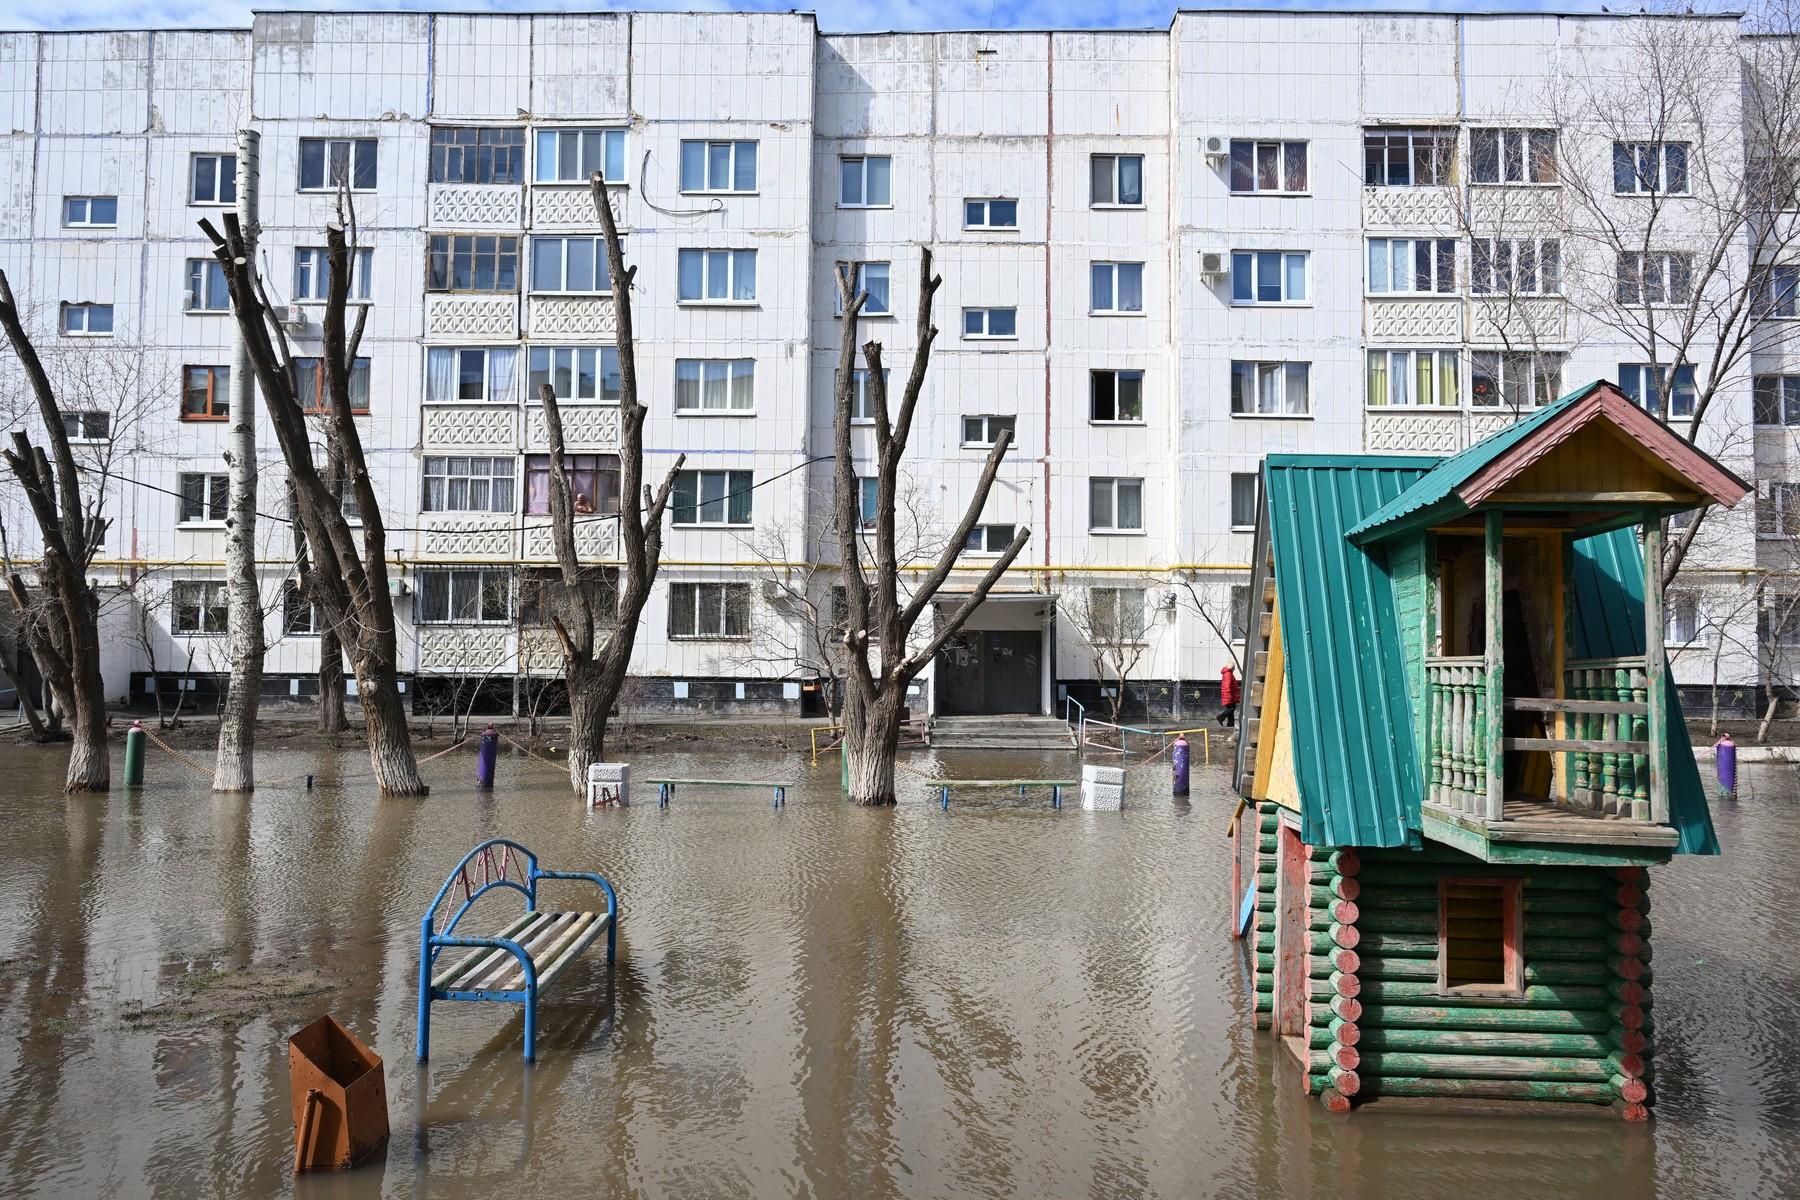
[929,715,1076,751]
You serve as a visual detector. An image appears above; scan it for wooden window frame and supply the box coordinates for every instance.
[182,365,230,421]
[1437,877,1524,999]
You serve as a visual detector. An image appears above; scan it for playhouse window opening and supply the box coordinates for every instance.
[1440,879,1521,993]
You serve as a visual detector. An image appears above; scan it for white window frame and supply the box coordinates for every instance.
[675,359,756,413]
[1089,477,1145,534]
[1756,264,1800,319]
[528,346,620,404]
[672,469,754,527]
[964,524,1016,555]
[293,247,372,303]
[679,140,757,193]
[1617,251,1693,307]
[1367,349,1461,409]
[1230,473,1260,531]
[1470,351,1564,408]
[677,248,757,305]
[61,410,111,442]
[60,303,113,336]
[531,236,614,295]
[298,138,377,192]
[62,196,118,228]
[1368,238,1456,296]
[961,414,1016,449]
[1230,251,1309,305]
[1470,128,1558,186]
[1089,587,1148,643]
[1664,590,1706,647]
[178,472,229,525]
[839,155,892,208]
[1090,369,1145,424]
[1614,141,1690,196]
[422,455,516,515]
[962,307,1018,340]
[1090,262,1145,315]
[185,258,230,312]
[172,581,229,635]
[190,153,236,205]
[963,198,1018,230]
[1471,237,1562,297]
[1090,154,1145,207]
[849,367,888,422]
[1229,140,1309,195]
[1231,361,1311,417]
[534,128,626,184]
[1763,482,1800,539]
[1755,374,1800,426]
[836,261,891,316]
[416,567,513,625]
[425,347,520,404]
[668,582,751,639]
[1619,363,1697,419]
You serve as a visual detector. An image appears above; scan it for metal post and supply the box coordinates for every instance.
[124,719,146,787]
[1172,733,1190,796]
[941,786,949,810]
[1716,734,1737,800]
[476,723,498,789]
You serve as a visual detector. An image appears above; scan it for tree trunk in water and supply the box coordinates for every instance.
[0,639,49,741]
[318,628,346,734]
[1757,691,1779,745]
[565,666,608,796]
[846,697,904,806]
[353,656,425,795]
[65,635,108,792]
[213,451,262,788]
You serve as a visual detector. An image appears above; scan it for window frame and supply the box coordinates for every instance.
[1230,250,1310,306]
[960,414,1017,449]
[531,235,615,295]
[674,358,756,414]
[292,357,372,415]
[1090,261,1146,315]
[1755,374,1800,426]
[1088,476,1145,535]
[963,523,1016,555]
[298,137,378,193]
[1469,128,1558,186]
[60,303,114,337]
[62,196,118,228]
[1230,361,1312,418]
[528,345,621,405]
[1619,363,1698,420]
[422,455,517,515]
[427,234,521,294]
[1760,481,1800,539]
[1363,127,1457,187]
[185,257,231,312]
[835,261,891,316]
[1755,264,1800,319]
[963,198,1019,230]
[293,247,373,303]
[677,248,758,305]
[1436,877,1524,999]
[1617,251,1694,308]
[961,307,1018,340]
[171,580,229,636]
[535,128,627,185]
[1366,349,1461,409]
[1229,140,1309,195]
[429,126,526,186]
[1470,350,1564,409]
[282,581,319,637]
[849,367,888,422]
[679,140,758,194]
[182,365,231,421]
[1665,589,1706,647]
[524,452,621,517]
[415,567,514,625]
[668,581,751,639]
[189,153,237,206]
[1613,141,1690,196]
[838,155,892,208]
[1367,237,1457,297]
[177,473,229,525]
[1090,369,1145,424]
[1230,472,1260,531]
[672,469,754,527]
[1470,237,1562,297]
[61,410,111,442]
[1090,153,1146,208]
[425,346,520,404]
[1089,586,1148,643]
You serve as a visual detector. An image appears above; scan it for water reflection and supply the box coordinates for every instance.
[0,743,1795,1196]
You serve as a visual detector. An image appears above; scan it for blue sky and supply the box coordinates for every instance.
[8,1,1622,35]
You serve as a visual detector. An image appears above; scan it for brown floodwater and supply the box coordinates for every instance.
[0,737,1797,1199]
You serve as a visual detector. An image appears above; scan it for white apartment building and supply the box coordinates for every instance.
[0,9,1788,722]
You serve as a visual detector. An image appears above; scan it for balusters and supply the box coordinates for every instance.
[1429,671,1446,808]
[1631,672,1651,821]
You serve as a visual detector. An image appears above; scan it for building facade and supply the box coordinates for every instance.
[0,9,1789,721]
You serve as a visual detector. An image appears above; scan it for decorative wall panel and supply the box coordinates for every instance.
[524,403,620,450]
[1367,300,1461,341]
[425,294,517,339]
[422,405,516,448]
[428,184,522,228]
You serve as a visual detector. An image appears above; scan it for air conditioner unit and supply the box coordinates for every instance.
[279,304,306,328]
[1201,134,1230,161]
[1198,250,1230,280]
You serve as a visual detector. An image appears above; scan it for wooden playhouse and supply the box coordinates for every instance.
[1232,379,1748,1119]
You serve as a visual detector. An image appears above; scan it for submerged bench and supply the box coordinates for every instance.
[931,779,1078,810]
[416,838,617,1062]
[644,778,791,808]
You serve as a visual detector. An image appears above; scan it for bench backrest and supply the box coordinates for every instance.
[424,839,541,939]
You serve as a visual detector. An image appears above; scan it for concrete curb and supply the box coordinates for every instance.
[1692,745,1800,764]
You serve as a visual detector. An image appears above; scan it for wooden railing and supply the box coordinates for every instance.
[1425,656,1489,816]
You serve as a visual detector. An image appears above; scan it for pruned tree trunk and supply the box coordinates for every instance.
[318,627,346,734]
[0,272,112,792]
[0,631,50,740]
[832,248,1030,805]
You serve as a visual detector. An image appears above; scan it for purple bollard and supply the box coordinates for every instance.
[1172,733,1190,796]
[476,723,498,790]
[1716,733,1737,800]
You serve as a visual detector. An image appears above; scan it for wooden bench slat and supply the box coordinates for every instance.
[431,910,547,991]
[534,914,611,994]
[478,912,591,992]
[466,911,584,993]
[439,911,565,993]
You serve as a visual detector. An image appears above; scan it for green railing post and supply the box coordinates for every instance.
[124,720,145,787]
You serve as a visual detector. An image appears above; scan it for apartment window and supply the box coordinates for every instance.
[1471,351,1563,408]
[964,198,1018,229]
[1755,265,1800,318]
[1755,374,1800,426]
[677,249,757,303]
[186,258,230,311]
[529,346,620,404]
[190,154,236,205]
[673,469,753,526]
[422,456,515,514]
[532,236,615,295]
[668,582,750,638]
[1763,483,1800,538]
[60,304,113,335]
[417,568,512,624]
[680,140,757,193]
[857,477,878,529]
[1229,585,1251,642]
[964,524,1015,554]
[1470,129,1557,185]
[1614,142,1689,195]
[1091,262,1145,314]
[536,128,625,184]
[961,415,1016,448]
[298,138,377,191]
[839,155,891,207]
[1439,879,1523,995]
[1090,587,1147,642]
[1619,363,1697,419]
[675,359,755,412]
[1231,361,1311,416]
[1618,252,1693,307]
[291,357,371,414]
[427,235,520,292]
[1665,590,1704,646]
[835,262,892,316]
[963,307,1017,339]
[1230,473,1259,529]
[1231,251,1308,305]
[1090,154,1144,206]
[61,411,111,441]
[63,196,117,227]
[293,247,372,302]
[1751,157,1800,212]
[1368,238,1455,295]
[1770,595,1800,646]
[1229,141,1307,194]
[1471,238,1561,296]
[1368,350,1460,408]
[430,127,525,185]
[426,347,519,403]
[1090,370,1144,423]
[1364,128,1456,186]
[519,566,618,626]
[849,367,888,420]
[182,366,231,420]
[1089,477,1144,533]
[525,453,620,516]
[172,581,228,635]
[283,582,318,636]
[178,473,228,523]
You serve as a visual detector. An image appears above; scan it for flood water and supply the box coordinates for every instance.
[0,737,1798,1199]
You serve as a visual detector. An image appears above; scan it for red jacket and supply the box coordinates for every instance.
[1220,665,1240,705]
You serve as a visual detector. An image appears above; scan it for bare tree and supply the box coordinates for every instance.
[0,272,111,790]
[0,512,51,740]
[533,173,683,795]
[1063,580,1159,724]
[833,248,1031,805]
[201,207,426,795]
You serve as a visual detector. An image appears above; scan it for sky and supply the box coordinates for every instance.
[7,0,1627,35]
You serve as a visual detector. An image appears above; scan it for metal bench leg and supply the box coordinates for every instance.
[524,986,536,1062]
[1053,785,1062,809]
[941,786,949,810]
[417,922,433,1062]
[659,783,670,807]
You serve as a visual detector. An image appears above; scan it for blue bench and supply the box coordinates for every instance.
[416,839,617,1062]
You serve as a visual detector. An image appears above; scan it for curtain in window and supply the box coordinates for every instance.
[1116,480,1142,530]
[1090,478,1113,528]
[426,349,458,402]
[1367,351,1389,406]
[1117,264,1143,312]
[732,251,756,301]
[488,348,517,400]
[1283,363,1309,414]
[727,470,753,524]
[1118,156,1142,205]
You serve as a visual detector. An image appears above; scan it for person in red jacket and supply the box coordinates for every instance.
[1218,663,1240,727]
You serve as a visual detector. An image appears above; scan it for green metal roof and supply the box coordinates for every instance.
[1265,454,1437,849]
[1346,381,1598,542]
[1571,527,1720,856]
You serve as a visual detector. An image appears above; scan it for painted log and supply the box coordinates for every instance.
[1356,1077,1617,1104]
[1355,1052,1614,1082]
[1308,900,1360,929]
[1353,1028,1612,1057]
[1319,1086,1352,1113]
[1606,978,1647,1005]
[1352,866,1613,888]
[1306,949,1362,977]
[1357,1004,1617,1033]
[1613,1075,1649,1104]
[1608,955,1648,982]
[1309,1045,1361,1072]
[1358,910,1619,938]
[1357,981,1613,1009]
[1329,1016,1362,1047]
[1608,1028,1651,1054]
[1329,995,1363,1023]
[1328,922,1360,950]
[1329,849,1361,876]
[1607,1050,1647,1079]
[1609,1002,1650,1029]
[1328,1067,1361,1097]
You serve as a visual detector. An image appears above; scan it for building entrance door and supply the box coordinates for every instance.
[937,630,1040,715]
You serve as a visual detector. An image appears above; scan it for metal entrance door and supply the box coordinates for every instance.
[984,631,1040,714]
